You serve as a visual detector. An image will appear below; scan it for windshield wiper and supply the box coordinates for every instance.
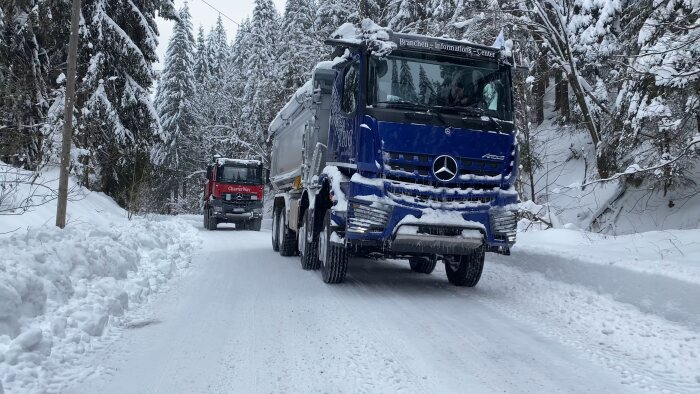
[375,100,430,111]
[445,106,503,133]
[375,101,448,125]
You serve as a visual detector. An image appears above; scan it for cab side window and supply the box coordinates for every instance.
[342,61,360,114]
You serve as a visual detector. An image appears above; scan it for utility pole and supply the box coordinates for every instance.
[56,0,82,229]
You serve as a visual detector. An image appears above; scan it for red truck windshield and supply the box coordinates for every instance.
[217,165,262,185]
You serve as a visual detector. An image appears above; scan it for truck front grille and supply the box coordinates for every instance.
[384,151,503,184]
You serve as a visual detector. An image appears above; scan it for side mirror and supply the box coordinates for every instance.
[206,165,213,180]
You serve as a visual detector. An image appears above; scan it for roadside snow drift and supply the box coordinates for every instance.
[0,164,200,393]
[493,228,700,329]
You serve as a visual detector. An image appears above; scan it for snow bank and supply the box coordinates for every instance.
[0,217,199,392]
[492,228,700,329]
[0,164,201,392]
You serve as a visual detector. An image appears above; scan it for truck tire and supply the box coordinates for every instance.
[271,208,280,251]
[299,210,320,270]
[278,209,297,256]
[445,247,485,287]
[250,218,262,232]
[409,257,437,274]
[319,211,347,284]
[206,209,217,231]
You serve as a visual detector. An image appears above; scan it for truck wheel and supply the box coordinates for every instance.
[409,256,437,274]
[271,208,280,251]
[250,218,262,232]
[237,221,247,231]
[278,209,297,256]
[319,211,347,284]
[444,247,485,287]
[299,210,320,270]
[206,209,217,231]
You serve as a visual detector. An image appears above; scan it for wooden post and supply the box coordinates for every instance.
[56,0,82,228]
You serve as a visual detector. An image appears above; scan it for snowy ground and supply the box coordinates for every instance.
[59,219,698,394]
[0,166,201,393]
[2,165,698,393]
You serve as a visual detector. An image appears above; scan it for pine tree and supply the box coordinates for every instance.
[207,15,228,77]
[279,0,320,100]
[241,0,280,166]
[75,0,176,206]
[153,3,198,212]
[0,3,52,169]
[315,0,358,43]
[388,0,428,34]
[194,25,211,84]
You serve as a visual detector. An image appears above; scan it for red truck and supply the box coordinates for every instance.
[203,157,264,231]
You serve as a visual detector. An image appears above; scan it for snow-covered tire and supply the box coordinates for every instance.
[278,209,297,256]
[299,210,320,270]
[445,247,485,287]
[271,208,280,251]
[409,257,437,274]
[319,211,347,284]
[250,218,262,232]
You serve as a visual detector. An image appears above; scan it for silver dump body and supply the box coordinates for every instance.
[269,63,335,192]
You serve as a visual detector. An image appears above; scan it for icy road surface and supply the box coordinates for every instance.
[69,224,695,394]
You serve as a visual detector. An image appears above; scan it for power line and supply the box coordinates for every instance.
[199,0,240,26]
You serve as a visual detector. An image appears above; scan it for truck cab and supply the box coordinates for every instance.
[270,29,518,286]
[203,157,264,231]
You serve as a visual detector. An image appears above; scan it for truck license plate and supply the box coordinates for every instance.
[233,208,244,213]
[225,194,231,201]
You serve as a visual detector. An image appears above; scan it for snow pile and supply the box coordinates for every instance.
[330,19,396,57]
[0,217,199,392]
[493,228,700,329]
[0,164,201,392]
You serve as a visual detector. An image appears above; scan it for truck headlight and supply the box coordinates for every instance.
[490,210,516,243]
[251,195,258,200]
[348,201,392,233]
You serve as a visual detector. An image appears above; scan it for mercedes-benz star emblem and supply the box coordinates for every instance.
[433,155,458,182]
[444,127,452,136]
[236,193,243,200]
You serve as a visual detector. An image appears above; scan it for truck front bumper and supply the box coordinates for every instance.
[209,199,263,221]
[344,196,516,257]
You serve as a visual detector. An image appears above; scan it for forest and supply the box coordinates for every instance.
[1,0,698,231]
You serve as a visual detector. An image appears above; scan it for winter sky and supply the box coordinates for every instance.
[155,0,287,71]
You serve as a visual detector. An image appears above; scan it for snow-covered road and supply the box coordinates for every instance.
[67,223,696,394]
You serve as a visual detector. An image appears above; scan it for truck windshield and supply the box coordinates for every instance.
[368,53,512,121]
[217,165,262,185]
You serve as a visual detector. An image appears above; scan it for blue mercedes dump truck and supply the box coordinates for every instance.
[269,27,518,286]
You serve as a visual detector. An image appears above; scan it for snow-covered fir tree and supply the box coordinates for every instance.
[193,25,211,84]
[153,3,198,212]
[75,0,175,207]
[241,0,280,166]
[207,15,228,77]
[279,0,320,100]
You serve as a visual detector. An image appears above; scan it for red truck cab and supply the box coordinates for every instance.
[203,157,264,231]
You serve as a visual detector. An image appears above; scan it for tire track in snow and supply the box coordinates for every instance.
[477,261,700,394]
